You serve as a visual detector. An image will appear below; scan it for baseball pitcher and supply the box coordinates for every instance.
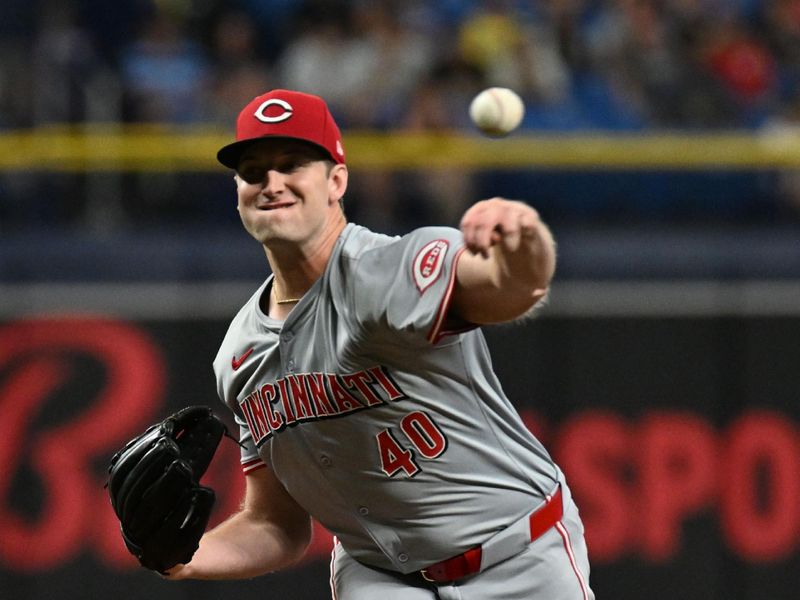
[158,89,594,600]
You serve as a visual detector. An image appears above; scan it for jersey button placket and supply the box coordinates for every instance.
[281,331,294,372]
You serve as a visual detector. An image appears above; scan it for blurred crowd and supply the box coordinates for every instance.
[2,0,799,130]
[1,0,800,232]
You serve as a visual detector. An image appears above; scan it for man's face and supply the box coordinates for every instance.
[234,139,346,246]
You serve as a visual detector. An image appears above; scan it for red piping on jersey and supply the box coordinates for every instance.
[555,521,590,600]
[242,457,266,474]
[427,246,467,344]
[329,537,339,600]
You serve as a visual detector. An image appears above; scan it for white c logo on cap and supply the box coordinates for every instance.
[254,99,293,123]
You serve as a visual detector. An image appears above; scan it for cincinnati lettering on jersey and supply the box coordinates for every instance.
[239,365,407,446]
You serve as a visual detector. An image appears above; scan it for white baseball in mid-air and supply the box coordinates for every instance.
[469,87,525,137]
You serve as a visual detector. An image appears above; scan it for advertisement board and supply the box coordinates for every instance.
[1,313,797,599]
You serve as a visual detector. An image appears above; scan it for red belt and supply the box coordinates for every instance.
[420,485,564,583]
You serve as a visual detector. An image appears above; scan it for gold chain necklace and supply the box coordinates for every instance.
[273,279,302,305]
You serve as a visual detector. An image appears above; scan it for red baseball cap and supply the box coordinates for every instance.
[217,89,346,169]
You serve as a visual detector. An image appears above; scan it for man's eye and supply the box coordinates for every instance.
[239,156,308,181]
[240,170,262,184]
[277,157,308,172]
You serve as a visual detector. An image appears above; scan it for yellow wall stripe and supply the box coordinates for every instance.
[1,126,799,171]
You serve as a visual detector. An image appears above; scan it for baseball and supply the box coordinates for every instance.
[469,87,525,137]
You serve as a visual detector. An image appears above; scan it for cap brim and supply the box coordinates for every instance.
[217,136,336,169]
[217,139,261,169]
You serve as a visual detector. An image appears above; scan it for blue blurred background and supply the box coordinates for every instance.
[0,0,798,287]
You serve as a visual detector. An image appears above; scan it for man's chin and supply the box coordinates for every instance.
[248,227,299,247]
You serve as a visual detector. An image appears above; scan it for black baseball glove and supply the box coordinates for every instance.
[106,406,231,573]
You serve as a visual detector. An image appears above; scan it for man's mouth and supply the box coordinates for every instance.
[257,201,295,211]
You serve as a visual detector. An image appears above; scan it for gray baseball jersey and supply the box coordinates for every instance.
[213,223,560,574]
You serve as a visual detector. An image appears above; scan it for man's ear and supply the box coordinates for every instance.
[329,164,348,205]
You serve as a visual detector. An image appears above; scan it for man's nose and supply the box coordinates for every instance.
[262,169,286,195]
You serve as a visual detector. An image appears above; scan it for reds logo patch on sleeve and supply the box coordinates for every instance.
[412,240,449,294]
